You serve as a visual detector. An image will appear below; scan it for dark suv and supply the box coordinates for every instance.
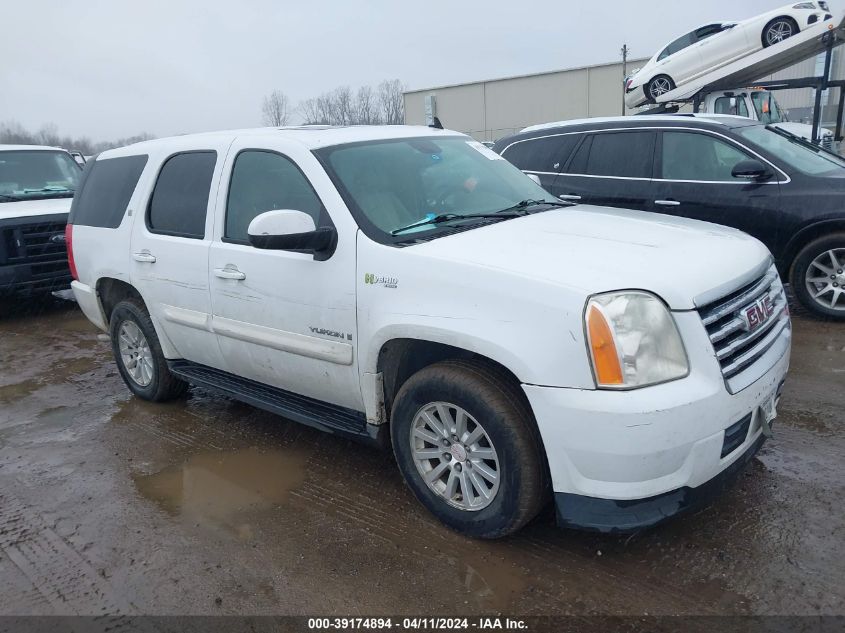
[493,114,845,320]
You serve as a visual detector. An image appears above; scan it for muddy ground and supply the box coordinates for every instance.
[0,296,842,617]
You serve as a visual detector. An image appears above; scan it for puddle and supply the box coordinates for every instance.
[133,446,310,538]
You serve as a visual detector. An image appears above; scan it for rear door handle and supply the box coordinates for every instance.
[655,200,681,206]
[214,267,246,281]
[132,251,156,263]
[559,194,582,201]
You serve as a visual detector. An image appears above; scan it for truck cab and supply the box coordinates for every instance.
[704,88,836,150]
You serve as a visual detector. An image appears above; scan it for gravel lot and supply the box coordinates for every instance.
[0,296,842,616]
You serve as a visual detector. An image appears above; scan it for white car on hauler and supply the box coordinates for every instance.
[68,125,790,538]
[626,1,837,108]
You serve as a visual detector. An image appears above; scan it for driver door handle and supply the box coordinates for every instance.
[214,267,246,281]
[559,194,582,201]
[132,251,156,263]
[655,199,681,206]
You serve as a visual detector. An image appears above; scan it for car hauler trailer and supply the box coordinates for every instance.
[645,17,845,144]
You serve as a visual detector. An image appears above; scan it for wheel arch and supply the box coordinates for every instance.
[375,337,529,424]
[779,219,845,278]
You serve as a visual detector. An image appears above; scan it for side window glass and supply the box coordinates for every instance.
[695,24,723,41]
[661,132,754,182]
[659,33,694,60]
[69,155,148,228]
[564,135,592,174]
[148,152,216,239]
[713,97,749,117]
[570,131,655,179]
[226,150,325,242]
[502,135,578,173]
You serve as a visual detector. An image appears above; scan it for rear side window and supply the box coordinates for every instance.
[658,32,695,60]
[147,151,217,239]
[501,135,579,173]
[714,96,749,117]
[68,155,148,228]
[226,150,325,242]
[568,131,655,179]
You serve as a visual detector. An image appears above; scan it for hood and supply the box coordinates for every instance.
[0,196,72,222]
[771,121,833,140]
[410,205,771,310]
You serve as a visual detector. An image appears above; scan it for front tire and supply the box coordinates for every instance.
[763,17,798,47]
[790,233,845,320]
[109,299,188,401]
[391,360,548,539]
[646,75,675,103]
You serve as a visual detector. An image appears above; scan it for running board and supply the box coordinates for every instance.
[167,360,385,446]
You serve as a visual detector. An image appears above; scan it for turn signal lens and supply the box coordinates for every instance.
[586,305,624,386]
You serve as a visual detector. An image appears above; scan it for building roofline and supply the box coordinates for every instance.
[403,57,651,95]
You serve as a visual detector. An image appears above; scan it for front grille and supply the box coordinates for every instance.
[2,220,67,269]
[698,268,789,382]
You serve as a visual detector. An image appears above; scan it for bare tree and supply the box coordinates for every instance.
[0,120,151,155]
[378,79,405,125]
[299,97,326,125]
[261,90,291,127]
[355,85,380,125]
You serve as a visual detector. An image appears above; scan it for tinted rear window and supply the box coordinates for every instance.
[147,152,216,239]
[68,155,148,228]
[501,135,579,173]
[569,131,655,179]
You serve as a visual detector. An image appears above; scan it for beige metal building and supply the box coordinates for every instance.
[404,50,845,142]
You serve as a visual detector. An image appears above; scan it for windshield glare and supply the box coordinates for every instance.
[0,150,81,200]
[319,137,557,239]
[738,125,845,176]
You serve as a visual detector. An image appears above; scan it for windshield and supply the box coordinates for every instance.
[737,125,845,176]
[316,136,559,242]
[0,150,81,202]
[750,92,785,124]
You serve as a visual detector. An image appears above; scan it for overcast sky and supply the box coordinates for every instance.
[1,0,779,141]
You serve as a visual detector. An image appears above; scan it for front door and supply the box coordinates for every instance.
[129,146,226,370]
[649,129,782,251]
[551,130,656,211]
[208,141,361,411]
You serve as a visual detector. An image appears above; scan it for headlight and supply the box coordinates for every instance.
[585,291,689,389]
[793,2,817,9]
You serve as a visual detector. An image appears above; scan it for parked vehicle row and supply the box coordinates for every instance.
[63,125,791,538]
[0,145,80,296]
[493,113,845,319]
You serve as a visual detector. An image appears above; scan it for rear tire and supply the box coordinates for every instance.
[391,360,548,539]
[789,233,845,321]
[763,17,798,47]
[109,298,188,401]
[646,75,675,103]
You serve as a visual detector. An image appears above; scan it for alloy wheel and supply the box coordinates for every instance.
[805,248,845,312]
[766,20,795,46]
[118,320,155,386]
[409,402,500,512]
[649,77,673,100]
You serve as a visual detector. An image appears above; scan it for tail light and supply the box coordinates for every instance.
[65,223,78,280]
[625,78,634,93]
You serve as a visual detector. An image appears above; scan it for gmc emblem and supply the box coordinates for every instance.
[741,295,775,332]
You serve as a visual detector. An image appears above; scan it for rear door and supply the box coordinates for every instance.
[551,129,656,210]
[129,145,228,370]
[498,133,580,192]
[650,129,782,249]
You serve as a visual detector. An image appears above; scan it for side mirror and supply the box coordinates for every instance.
[247,210,337,260]
[732,159,773,181]
[524,172,542,186]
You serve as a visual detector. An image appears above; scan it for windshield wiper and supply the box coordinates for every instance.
[765,124,841,158]
[21,186,74,195]
[391,200,571,236]
[391,211,523,235]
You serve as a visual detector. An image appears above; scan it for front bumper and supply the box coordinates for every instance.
[0,262,71,295]
[523,311,790,532]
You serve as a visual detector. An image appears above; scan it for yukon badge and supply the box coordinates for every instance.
[741,295,775,332]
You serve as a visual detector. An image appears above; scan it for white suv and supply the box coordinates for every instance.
[68,126,791,538]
